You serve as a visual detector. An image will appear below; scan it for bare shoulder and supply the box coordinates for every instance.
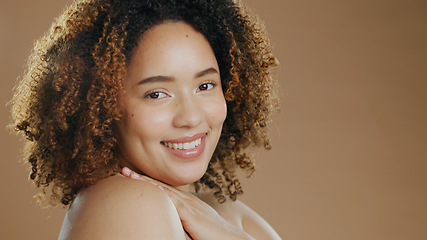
[59,175,186,240]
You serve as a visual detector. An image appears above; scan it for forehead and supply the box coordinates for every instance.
[126,21,218,76]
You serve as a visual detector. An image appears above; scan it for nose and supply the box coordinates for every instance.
[172,94,203,128]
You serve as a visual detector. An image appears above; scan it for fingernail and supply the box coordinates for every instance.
[130,171,138,179]
[122,167,131,175]
[158,185,164,191]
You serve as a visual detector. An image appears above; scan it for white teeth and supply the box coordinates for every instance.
[183,142,190,149]
[162,137,202,150]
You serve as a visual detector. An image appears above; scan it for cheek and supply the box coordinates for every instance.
[124,107,171,140]
[205,95,227,127]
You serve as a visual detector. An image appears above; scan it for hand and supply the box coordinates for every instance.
[121,167,255,240]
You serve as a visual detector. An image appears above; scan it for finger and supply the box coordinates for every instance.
[122,167,145,180]
[122,167,151,181]
[159,185,201,204]
[130,171,144,180]
[121,167,132,177]
[121,167,170,188]
[122,168,196,200]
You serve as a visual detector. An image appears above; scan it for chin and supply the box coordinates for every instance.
[167,167,207,187]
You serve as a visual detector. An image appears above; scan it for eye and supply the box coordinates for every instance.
[198,82,216,91]
[144,91,168,99]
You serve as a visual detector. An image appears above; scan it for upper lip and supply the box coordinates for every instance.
[161,133,207,143]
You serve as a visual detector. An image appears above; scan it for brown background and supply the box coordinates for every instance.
[1,0,426,239]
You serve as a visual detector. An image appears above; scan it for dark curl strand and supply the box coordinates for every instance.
[11,0,278,206]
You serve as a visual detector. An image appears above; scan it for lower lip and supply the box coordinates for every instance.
[161,136,206,160]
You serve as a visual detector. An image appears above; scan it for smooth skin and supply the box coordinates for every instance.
[117,21,227,187]
[122,167,282,240]
[59,21,281,239]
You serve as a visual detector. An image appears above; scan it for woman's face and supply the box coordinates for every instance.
[117,21,227,186]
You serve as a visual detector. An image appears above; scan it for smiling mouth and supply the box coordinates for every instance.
[161,138,202,151]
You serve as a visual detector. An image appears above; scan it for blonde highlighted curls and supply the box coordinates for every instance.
[11,0,278,206]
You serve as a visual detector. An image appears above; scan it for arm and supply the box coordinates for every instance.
[59,175,186,240]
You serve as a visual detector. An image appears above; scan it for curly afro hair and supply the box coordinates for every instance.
[11,0,278,206]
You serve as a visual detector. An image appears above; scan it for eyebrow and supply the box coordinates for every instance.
[138,75,173,85]
[138,67,219,85]
[195,67,219,78]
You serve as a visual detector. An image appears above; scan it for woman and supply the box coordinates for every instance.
[11,0,280,238]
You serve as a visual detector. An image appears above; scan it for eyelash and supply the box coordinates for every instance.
[143,81,218,99]
[197,81,217,92]
[144,90,169,99]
